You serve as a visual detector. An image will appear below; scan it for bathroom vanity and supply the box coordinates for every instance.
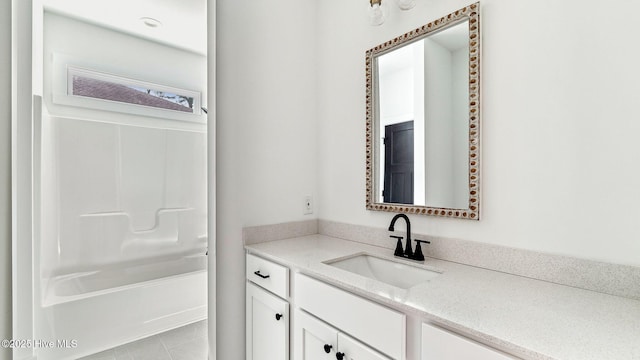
[245,234,640,360]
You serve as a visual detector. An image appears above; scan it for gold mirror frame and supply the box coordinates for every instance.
[365,3,480,219]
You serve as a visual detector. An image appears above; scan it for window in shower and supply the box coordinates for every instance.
[67,66,201,114]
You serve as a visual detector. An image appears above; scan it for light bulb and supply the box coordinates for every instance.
[369,3,385,26]
[396,0,416,11]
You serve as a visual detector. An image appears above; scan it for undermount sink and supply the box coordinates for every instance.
[324,253,441,289]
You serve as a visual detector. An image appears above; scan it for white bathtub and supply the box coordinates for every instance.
[35,254,208,360]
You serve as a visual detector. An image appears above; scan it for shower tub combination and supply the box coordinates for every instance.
[34,107,208,359]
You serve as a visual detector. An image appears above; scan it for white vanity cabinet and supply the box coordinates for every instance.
[246,252,518,360]
[294,273,405,360]
[421,323,517,360]
[295,309,391,360]
[246,254,290,360]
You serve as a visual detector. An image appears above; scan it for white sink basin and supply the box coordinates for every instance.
[324,253,441,289]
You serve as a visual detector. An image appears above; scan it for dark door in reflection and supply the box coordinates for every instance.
[383,120,414,204]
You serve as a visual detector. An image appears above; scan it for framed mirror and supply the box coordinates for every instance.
[365,3,480,219]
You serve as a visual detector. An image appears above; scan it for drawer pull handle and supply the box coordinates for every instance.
[275,313,283,321]
[336,352,345,360]
[254,270,270,279]
[324,344,333,353]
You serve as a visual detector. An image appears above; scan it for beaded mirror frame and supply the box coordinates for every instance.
[365,3,480,220]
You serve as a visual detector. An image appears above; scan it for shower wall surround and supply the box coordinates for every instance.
[41,117,207,279]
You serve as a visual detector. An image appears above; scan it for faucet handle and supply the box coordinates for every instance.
[390,235,404,257]
[412,239,430,261]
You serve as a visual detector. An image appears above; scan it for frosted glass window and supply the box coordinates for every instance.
[67,66,200,114]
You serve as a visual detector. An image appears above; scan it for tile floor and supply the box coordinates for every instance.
[78,320,208,360]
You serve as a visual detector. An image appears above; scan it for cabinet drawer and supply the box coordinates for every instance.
[422,323,517,360]
[247,253,289,299]
[295,273,406,360]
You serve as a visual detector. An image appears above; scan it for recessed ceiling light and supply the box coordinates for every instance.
[140,17,162,28]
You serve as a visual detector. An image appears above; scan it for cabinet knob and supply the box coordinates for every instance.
[275,313,283,321]
[336,352,345,360]
[323,344,333,353]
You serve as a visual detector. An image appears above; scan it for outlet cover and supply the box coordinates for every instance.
[304,196,313,215]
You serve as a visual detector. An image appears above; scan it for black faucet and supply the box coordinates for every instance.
[388,214,413,258]
[388,213,430,261]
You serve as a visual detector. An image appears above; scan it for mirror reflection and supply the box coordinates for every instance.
[377,20,469,208]
[366,3,480,219]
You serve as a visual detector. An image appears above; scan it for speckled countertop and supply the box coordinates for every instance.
[245,235,640,360]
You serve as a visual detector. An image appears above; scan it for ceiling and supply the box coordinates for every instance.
[42,0,207,55]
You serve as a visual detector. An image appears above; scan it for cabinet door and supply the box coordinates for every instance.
[247,282,289,360]
[295,274,405,360]
[294,309,339,360]
[422,323,516,360]
[337,333,392,360]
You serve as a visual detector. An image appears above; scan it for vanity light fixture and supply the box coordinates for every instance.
[369,0,385,26]
[368,0,415,26]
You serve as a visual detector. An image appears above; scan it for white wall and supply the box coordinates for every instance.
[317,0,640,267]
[452,47,469,208]
[412,42,425,206]
[424,38,454,207]
[423,37,469,209]
[379,67,413,124]
[216,0,317,358]
[1,0,12,358]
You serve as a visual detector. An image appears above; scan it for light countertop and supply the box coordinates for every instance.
[245,234,640,360]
